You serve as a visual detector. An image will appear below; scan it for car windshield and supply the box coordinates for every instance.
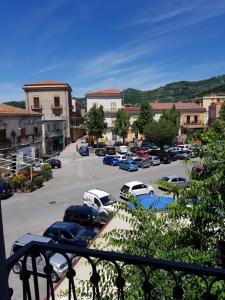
[162,177,170,181]
[100,195,115,206]
[130,161,136,165]
[69,225,86,238]
[121,185,129,193]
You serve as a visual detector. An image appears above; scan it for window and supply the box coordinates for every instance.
[94,198,100,207]
[21,127,26,138]
[33,97,40,108]
[111,102,117,112]
[194,116,198,123]
[34,127,38,137]
[171,178,178,183]
[186,116,191,124]
[0,129,6,142]
[60,231,73,240]
[54,97,60,108]
[54,112,61,116]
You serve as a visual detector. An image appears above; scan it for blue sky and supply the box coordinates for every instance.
[1,0,225,101]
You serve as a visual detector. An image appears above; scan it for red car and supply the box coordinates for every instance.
[136,151,151,159]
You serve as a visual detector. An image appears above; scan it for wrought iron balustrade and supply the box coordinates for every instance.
[7,241,225,299]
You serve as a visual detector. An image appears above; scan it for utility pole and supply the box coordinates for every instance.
[0,200,10,299]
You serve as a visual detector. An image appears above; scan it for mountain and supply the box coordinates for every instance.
[3,101,25,109]
[124,75,225,104]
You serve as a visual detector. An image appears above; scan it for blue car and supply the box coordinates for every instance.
[103,156,120,166]
[119,160,138,171]
[79,146,89,156]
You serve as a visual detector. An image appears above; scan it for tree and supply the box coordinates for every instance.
[144,118,178,148]
[113,109,130,144]
[85,104,107,146]
[160,105,180,133]
[219,104,225,121]
[136,102,153,134]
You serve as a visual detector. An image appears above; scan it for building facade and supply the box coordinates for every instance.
[0,104,42,159]
[193,94,225,123]
[24,81,74,153]
[123,102,206,141]
[208,100,225,124]
[86,89,123,141]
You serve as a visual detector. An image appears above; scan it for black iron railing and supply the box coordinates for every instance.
[7,241,225,299]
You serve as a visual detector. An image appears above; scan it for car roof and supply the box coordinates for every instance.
[87,189,110,197]
[66,205,98,214]
[14,233,53,245]
[47,221,84,231]
[124,181,144,187]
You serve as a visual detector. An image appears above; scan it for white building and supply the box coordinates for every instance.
[86,89,123,141]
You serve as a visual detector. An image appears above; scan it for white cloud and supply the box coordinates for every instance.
[36,62,65,74]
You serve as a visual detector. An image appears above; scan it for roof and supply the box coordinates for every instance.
[0,103,42,116]
[15,233,52,245]
[49,221,83,230]
[24,80,69,86]
[86,89,121,97]
[86,189,110,198]
[124,181,144,187]
[123,102,206,113]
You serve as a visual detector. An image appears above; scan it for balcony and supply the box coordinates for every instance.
[182,121,205,129]
[31,105,43,113]
[51,105,63,114]
[6,241,225,299]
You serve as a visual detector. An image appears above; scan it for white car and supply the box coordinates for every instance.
[120,181,154,200]
[83,189,116,213]
[116,154,127,161]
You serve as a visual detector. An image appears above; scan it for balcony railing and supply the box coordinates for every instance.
[6,241,225,299]
[31,105,43,112]
[51,105,62,110]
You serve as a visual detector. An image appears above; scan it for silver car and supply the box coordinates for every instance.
[149,156,161,166]
[161,175,189,188]
[11,233,74,282]
[133,157,150,168]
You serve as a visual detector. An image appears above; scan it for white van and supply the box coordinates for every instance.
[83,189,116,213]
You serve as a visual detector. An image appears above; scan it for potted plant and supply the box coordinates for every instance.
[32,176,44,189]
[10,174,26,192]
[22,181,35,193]
[41,163,52,181]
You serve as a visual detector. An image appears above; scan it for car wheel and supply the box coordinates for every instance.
[13,262,22,274]
[51,271,59,283]
[149,190,154,195]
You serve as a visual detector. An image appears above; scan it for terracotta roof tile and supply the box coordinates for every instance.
[24,80,69,86]
[0,104,42,116]
[86,89,121,96]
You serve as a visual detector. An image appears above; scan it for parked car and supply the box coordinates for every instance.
[95,149,106,156]
[11,233,73,282]
[103,156,120,166]
[79,146,89,156]
[159,175,189,190]
[148,156,161,166]
[119,160,138,172]
[126,151,138,160]
[120,181,154,200]
[132,157,150,168]
[63,205,107,230]
[47,158,61,169]
[105,146,116,155]
[117,145,128,154]
[175,150,192,160]
[83,189,116,213]
[130,146,141,153]
[136,151,151,159]
[0,181,13,199]
[159,153,172,164]
[43,221,96,248]
[116,154,127,161]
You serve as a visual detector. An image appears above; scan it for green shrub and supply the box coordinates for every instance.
[10,174,26,190]
[41,163,52,180]
[32,176,44,188]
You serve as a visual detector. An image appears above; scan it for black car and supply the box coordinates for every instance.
[159,153,172,164]
[0,181,13,199]
[47,159,62,169]
[105,146,116,155]
[95,149,106,156]
[63,205,107,230]
[130,146,141,153]
[43,221,96,247]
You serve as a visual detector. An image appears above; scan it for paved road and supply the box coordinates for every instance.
[3,143,189,256]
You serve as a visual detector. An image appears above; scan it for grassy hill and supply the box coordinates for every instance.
[3,101,25,109]
[124,75,225,104]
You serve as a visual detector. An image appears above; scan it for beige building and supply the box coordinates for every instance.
[123,102,206,141]
[193,94,225,123]
[0,104,42,159]
[208,100,225,124]
[86,89,123,141]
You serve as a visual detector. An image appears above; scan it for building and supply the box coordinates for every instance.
[24,80,74,154]
[123,102,206,141]
[193,94,225,123]
[86,89,123,141]
[71,98,85,141]
[0,104,42,159]
[208,100,225,124]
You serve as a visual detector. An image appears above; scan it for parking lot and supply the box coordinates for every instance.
[2,142,190,257]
